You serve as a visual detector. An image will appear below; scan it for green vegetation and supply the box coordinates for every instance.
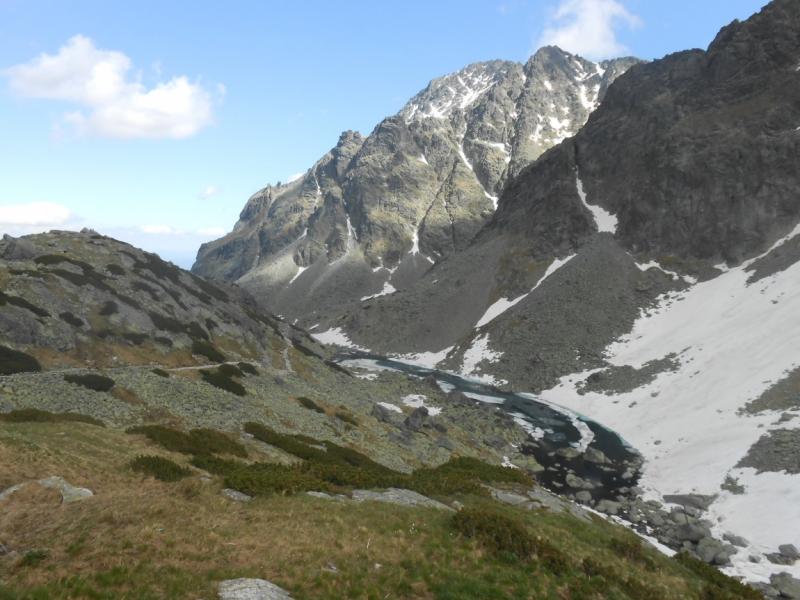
[147,311,184,334]
[63,373,116,392]
[675,552,762,599]
[58,311,84,327]
[122,332,148,345]
[218,363,244,378]
[334,409,359,426]
[237,361,258,375]
[105,263,125,275]
[127,425,247,458]
[130,455,191,482]
[151,368,170,378]
[191,340,226,363]
[98,301,118,316]
[0,345,41,375]
[452,507,538,560]
[0,409,103,427]
[199,367,245,396]
[297,396,325,414]
[0,290,50,318]
[18,550,49,568]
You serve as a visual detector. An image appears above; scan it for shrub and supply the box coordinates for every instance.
[151,368,170,378]
[130,455,190,482]
[297,396,325,414]
[19,549,49,567]
[206,318,219,331]
[334,409,359,426]
[106,263,125,276]
[200,369,246,396]
[218,363,244,378]
[126,425,247,457]
[0,409,103,427]
[609,536,656,570]
[148,311,184,334]
[59,311,84,327]
[225,463,325,496]
[63,373,115,392]
[191,340,226,363]
[0,345,41,375]
[237,362,258,376]
[185,322,209,341]
[122,332,148,345]
[154,336,173,347]
[99,301,118,316]
[0,291,50,318]
[452,508,537,561]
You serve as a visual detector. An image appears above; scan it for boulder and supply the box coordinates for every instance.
[674,523,711,543]
[662,493,716,511]
[722,533,749,548]
[695,537,735,565]
[222,489,253,503]
[779,544,800,560]
[595,499,621,515]
[351,488,453,511]
[218,578,292,600]
[403,407,428,432]
[575,490,593,503]
[771,572,800,599]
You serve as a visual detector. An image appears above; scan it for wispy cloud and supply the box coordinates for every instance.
[4,35,221,139]
[537,0,641,60]
[0,201,72,227]
[198,185,221,199]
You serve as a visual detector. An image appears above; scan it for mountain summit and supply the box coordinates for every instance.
[192,47,639,318]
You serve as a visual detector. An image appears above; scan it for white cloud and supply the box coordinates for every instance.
[0,202,72,227]
[196,226,226,237]
[4,35,219,139]
[538,0,641,60]
[199,185,221,199]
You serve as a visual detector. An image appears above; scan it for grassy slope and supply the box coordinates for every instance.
[0,422,745,600]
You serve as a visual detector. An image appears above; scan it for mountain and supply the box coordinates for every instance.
[306,0,800,586]
[192,48,639,319]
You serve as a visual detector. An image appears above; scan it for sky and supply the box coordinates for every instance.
[0,0,770,268]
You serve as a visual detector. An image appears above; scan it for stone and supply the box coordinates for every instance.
[490,489,530,506]
[584,447,609,464]
[218,578,292,600]
[662,493,716,512]
[565,473,595,490]
[674,523,711,543]
[779,544,800,560]
[771,572,800,599]
[595,499,621,515]
[575,490,593,503]
[722,533,749,548]
[306,491,348,502]
[222,489,253,503]
[37,477,93,504]
[556,447,581,460]
[695,537,735,565]
[370,403,394,423]
[403,407,428,432]
[351,488,454,512]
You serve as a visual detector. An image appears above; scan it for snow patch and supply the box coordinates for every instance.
[576,171,617,233]
[461,334,505,384]
[288,265,307,285]
[392,346,454,369]
[311,327,369,351]
[377,401,403,414]
[361,281,397,301]
[401,394,442,416]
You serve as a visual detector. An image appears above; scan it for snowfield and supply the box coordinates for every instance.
[538,226,800,582]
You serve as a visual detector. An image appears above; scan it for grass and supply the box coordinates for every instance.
[0,422,757,600]
[127,425,247,458]
[63,373,115,392]
[130,455,191,482]
[0,409,103,427]
[0,345,41,375]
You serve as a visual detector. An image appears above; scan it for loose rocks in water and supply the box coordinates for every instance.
[218,578,292,600]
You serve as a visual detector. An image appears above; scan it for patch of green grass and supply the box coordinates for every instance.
[191,340,226,363]
[297,396,325,414]
[63,373,115,392]
[18,549,49,568]
[199,368,245,396]
[675,552,762,599]
[0,345,41,375]
[0,409,103,427]
[127,425,247,458]
[237,362,258,375]
[130,455,191,482]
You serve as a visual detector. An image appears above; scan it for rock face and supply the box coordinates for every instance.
[192,49,639,320]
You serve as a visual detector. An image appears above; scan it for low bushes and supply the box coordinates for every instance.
[452,508,537,560]
[63,373,115,392]
[59,311,84,327]
[199,368,246,396]
[297,396,325,414]
[130,455,190,482]
[237,362,258,375]
[0,408,103,426]
[0,291,50,318]
[151,368,170,378]
[0,345,41,375]
[191,340,226,363]
[674,552,762,599]
[127,425,247,458]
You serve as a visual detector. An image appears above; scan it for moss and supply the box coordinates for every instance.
[297,396,325,414]
[151,368,170,378]
[0,345,41,375]
[63,373,116,392]
[191,340,226,363]
[199,369,246,396]
[59,311,84,327]
[0,408,103,426]
[0,290,50,318]
[237,362,258,376]
[130,455,191,482]
[127,425,247,458]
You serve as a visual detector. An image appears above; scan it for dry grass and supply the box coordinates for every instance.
[0,423,740,599]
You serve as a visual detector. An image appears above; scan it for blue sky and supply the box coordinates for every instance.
[0,0,769,267]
